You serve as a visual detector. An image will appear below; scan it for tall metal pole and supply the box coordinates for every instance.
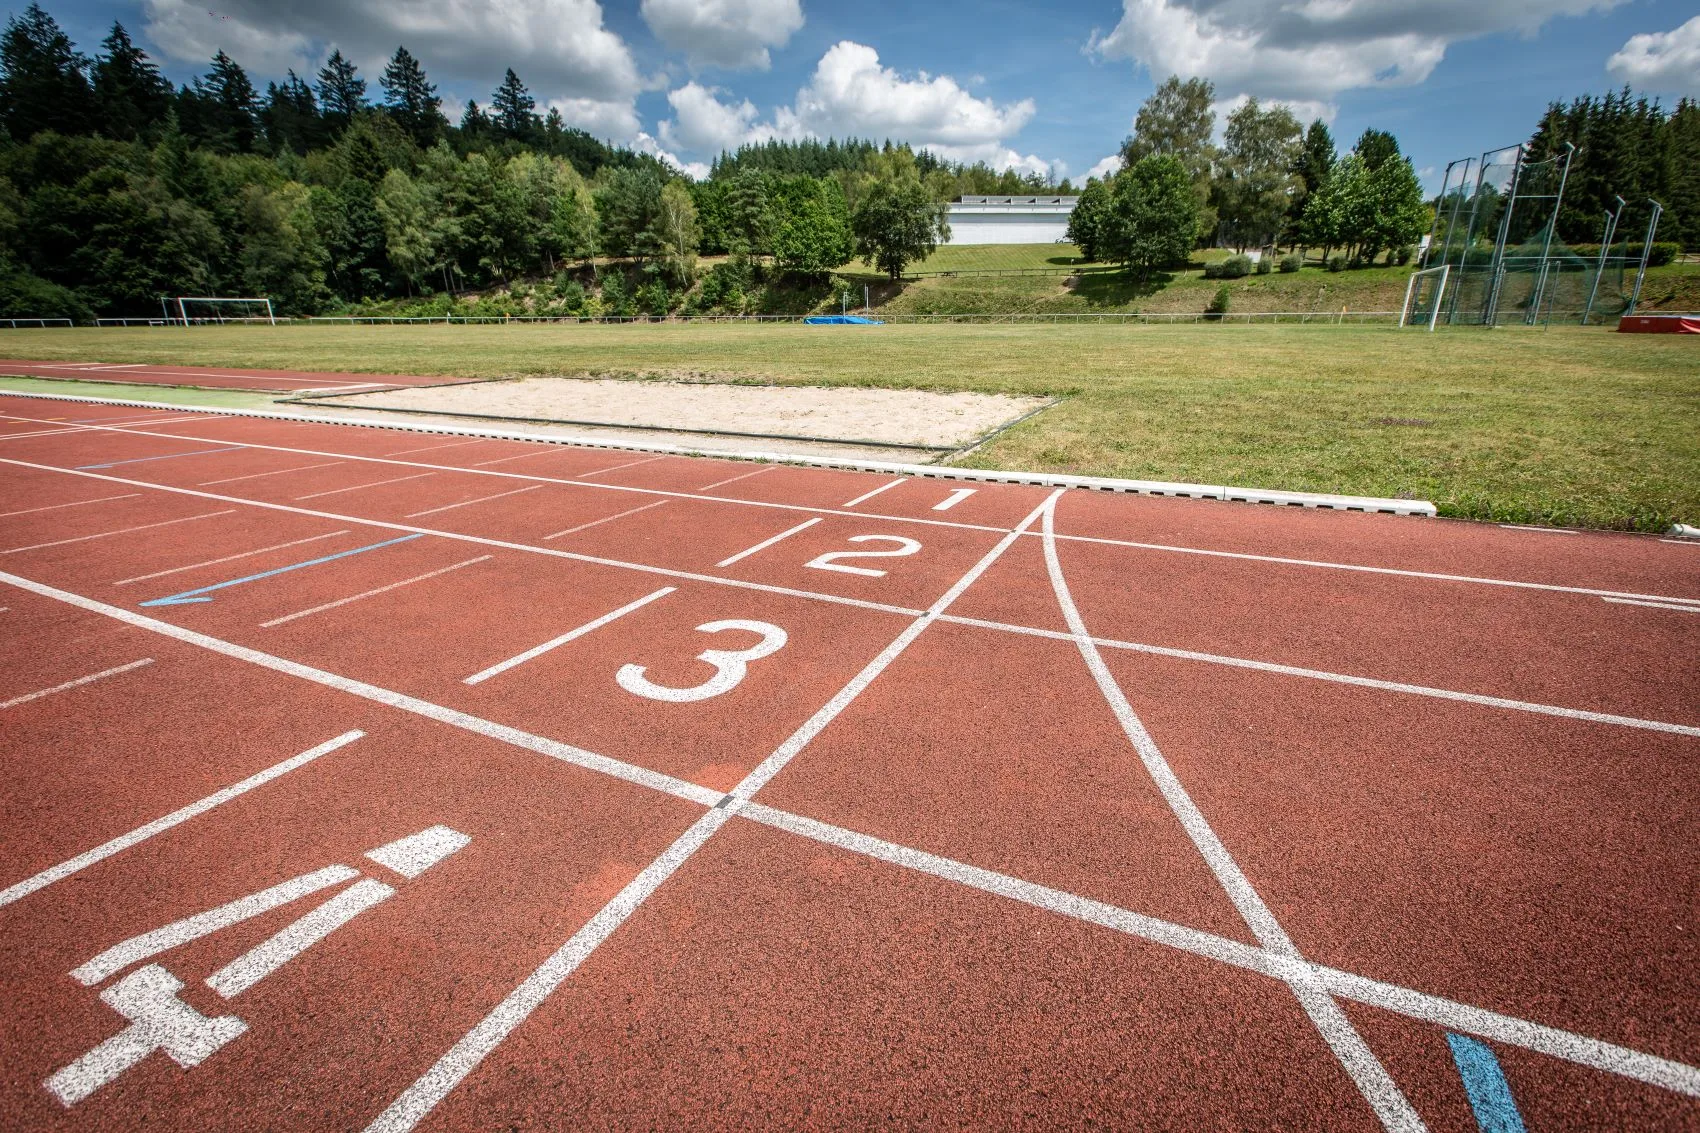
[1525,142,1574,325]
[1625,201,1663,316]
[1484,146,1525,326]
[1581,196,1624,326]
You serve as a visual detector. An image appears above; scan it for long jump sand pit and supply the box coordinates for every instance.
[304,375,1054,460]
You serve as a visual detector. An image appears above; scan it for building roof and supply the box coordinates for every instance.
[955,195,1079,206]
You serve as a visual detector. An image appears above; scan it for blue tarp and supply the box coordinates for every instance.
[804,315,883,325]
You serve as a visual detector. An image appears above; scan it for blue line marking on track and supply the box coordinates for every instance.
[139,534,425,607]
[1447,1033,1528,1133]
[77,446,244,470]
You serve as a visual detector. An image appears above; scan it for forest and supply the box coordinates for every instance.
[0,1,1694,321]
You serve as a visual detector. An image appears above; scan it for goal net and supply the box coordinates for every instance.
[1399,265,1450,331]
[173,297,276,325]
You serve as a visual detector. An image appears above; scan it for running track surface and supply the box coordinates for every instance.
[0,394,1695,1132]
[0,360,474,395]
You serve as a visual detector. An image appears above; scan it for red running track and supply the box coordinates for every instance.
[0,393,1696,1132]
[0,359,478,394]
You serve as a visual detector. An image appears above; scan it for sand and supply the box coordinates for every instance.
[315,376,1051,452]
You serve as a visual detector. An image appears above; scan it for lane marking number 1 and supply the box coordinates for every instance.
[617,620,788,703]
[805,535,922,578]
[933,488,976,512]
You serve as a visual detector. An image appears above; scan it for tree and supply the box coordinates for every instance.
[0,3,94,141]
[1121,76,1217,240]
[192,51,259,154]
[771,178,851,277]
[375,168,440,292]
[1214,98,1302,250]
[594,167,666,259]
[262,72,322,155]
[240,181,330,313]
[1101,154,1198,275]
[1066,177,1112,261]
[316,49,366,130]
[460,100,491,143]
[491,69,537,142]
[1354,129,1400,173]
[1289,119,1335,245]
[380,47,444,148]
[851,178,949,279]
[1357,155,1426,263]
[91,23,171,140]
[724,168,774,257]
[656,180,700,284]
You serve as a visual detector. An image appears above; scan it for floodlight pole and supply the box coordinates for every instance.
[1581,196,1625,326]
[1625,200,1663,316]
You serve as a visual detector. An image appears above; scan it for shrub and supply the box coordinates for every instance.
[1279,254,1302,273]
[1254,255,1273,275]
[636,279,670,317]
[1327,254,1347,272]
[0,268,92,323]
[1220,254,1253,278]
[1394,245,1415,266]
[556,280,586,315]
[599,270,631,317]
[1205,285,1231,320]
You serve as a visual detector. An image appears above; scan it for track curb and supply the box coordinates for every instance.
[0,387,1437,516]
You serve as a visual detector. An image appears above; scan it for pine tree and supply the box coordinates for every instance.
[316,49,366,128]
[379,46,443,148]
[263,71,322,155]
[91,23,171,140]
[1353,129,1400,173]
[0,2,94,141]
[491,69,536,141]
[460,100,491,142]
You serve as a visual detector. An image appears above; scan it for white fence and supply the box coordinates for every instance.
[0,317,74,328]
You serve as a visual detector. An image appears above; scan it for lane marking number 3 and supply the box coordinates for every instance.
[616,620,788,702]
[805,535,922,578]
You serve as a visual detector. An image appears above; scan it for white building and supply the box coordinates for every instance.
[946,195,1078,245]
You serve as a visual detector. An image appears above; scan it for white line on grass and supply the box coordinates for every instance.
[259,555,490,627]
[842,478,907,508]
[113,531,353,586]
[716,518,822,568]
[463,588,675,685]
[1,510,235,554]
[0,657,154,711]
[3,569,1693,1102]
[364,491,1061,1133]
[296,472,436,500]
[543,500,667,540]
[0,730,362,908]
[1038,497,1422,1132]
[0,493,140,518]
[405,485,542,518]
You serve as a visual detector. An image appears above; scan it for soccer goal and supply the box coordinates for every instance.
[1399,265,1450,331]
[172,297,276,325]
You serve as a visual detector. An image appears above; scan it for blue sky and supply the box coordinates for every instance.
[15,0,1700,188]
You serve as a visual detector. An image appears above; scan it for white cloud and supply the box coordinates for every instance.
[1212,93,1337,130]
[1608,15,1700,95]
[639,0,804,71]
[1090,0,1623,104]
[141,0,642,107]
[656,42,1055,173]
[547,97,642,141]
[629,131,712,179]
[1086,154,1123,180]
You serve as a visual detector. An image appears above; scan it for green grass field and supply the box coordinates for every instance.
[2,321,1696,530]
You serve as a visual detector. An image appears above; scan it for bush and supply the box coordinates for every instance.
[1221,254,1253,278]
[1205,285,1231,320]
[599,270,631,317]
[0,268,93,323]
[1394,245,1415,266]
[1327,254,1347,272]
[1254,255,1273,275]
[556,280,586,315]
[1279,254,1302,273]
[636,278,671,317]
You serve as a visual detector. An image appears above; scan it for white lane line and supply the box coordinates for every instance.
[463,587,675,685]
[0,493,141,518]
[405,485,542,518]
[1037,499,1422,1132]
[939,615,1700,738]
[365,491,1061,1133]
[113,531,353,586]
[843,478,907,508]
[19,412,1691,605]
[739,803,1700,1101]
[206,878,395,999]
[296,472,436,500]
[0,570,719,806]
[580,455,667,478]
[6,568,1694,1102]
[384,438,491,457]
[1602,596,1700,613]
[259,555,491,627]
[1,510,235,554]
[1499,524,1577,533]
[470,450,562,467]
[543,500,667,540]
[698,465,774,492]
[0,459,923,620]
[0,657,154,711]
[0,731,363,909]
[109,414,235,429]
[933,487,977,512]
[1658,538,1699,547]
[716,517,822,568]
[200,461,346,486]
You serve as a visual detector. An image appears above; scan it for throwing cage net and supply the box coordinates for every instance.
[173,297,276,325]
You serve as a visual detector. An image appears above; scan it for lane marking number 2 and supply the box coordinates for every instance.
[805,535,923,578]
[616,620,788,703]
